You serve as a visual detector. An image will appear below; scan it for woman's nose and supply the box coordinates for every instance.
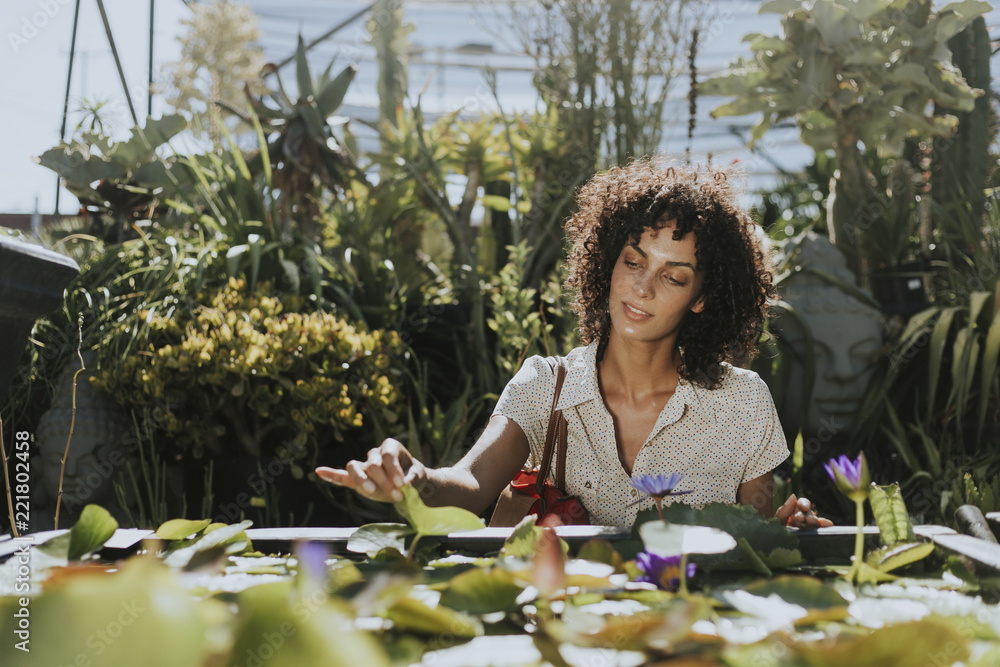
[634,272,653,297]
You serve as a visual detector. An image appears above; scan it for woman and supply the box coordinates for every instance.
[317,160,830,528]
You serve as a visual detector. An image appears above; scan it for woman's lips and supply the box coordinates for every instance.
[623,302,652,322]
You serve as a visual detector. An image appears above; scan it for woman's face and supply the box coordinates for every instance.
[607,221,705,346]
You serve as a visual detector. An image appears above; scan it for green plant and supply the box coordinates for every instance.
[932,15,995,236]
[702,0,988,278]
[855,278,1000,524]
[487,242,555,381]
[91,277,406,463]
[369,0,412,131]
[33,115,188,241]
[161,0,266,149]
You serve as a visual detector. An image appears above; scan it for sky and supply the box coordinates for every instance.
[1,1,996,216]
[1,0,192,215]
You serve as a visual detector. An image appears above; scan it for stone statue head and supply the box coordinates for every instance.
[772,233,883,439]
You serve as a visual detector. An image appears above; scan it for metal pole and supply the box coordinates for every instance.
[148,0,155,118]
[95,0,139,126]
[55,0,83,217]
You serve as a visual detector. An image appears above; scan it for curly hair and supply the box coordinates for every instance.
[563,159,775,389]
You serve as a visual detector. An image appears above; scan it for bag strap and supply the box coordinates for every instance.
[535,356,568,501]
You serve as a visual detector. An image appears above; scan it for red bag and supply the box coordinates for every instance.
[489,357,590,527]
[508,470,589,526]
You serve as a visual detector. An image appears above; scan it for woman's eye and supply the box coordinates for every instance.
[624,259,640,269]
[664,275,686,286]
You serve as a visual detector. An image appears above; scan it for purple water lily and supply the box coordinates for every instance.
[823,453,870,502]
[824,452,870,583]
[294,540,331,584]
[635,551,697,592]
[630,473,693,519]
[630,473,692,499]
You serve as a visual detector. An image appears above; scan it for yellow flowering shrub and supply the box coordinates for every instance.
[93,278,405,461]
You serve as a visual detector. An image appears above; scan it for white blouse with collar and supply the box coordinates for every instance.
[492,342,789,527]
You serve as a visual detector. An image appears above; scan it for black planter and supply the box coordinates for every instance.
[0,236,80,406]
[869,263,930,316]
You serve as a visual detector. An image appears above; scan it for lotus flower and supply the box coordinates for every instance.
[824,452,870,583]
[635,551,697,592]
[823,453,870,502]
[630,473,692,519]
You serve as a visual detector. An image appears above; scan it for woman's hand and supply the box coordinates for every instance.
[776,494,833,528]
[315,438,427,503]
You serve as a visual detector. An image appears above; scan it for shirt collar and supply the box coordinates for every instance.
[555,341,718,422]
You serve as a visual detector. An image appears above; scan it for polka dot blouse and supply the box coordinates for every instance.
[492,342,790,527]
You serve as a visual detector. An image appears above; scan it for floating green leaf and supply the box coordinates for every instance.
[0,557,222,667]
[439,568,524,615]
[385,595,483,637]
[576,539,624,572]
[156,518,212,541]
[793,617,969,666]
[164,520,253,568]
[501,515,541,559]
[760,547,803,570]
[67,505,119,561]
[744,575,848,609]
[867,541,935,573]
[230,580,390,667]
[347,523,412,558]
[394,485,485,537]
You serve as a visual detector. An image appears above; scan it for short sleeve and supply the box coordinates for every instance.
[740,375,790,483]
[492,355,557,470]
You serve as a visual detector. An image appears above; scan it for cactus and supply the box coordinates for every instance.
[932,16,994,229]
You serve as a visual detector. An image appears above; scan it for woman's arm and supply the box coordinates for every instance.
[737,472,833,528]
[316,414,530,515]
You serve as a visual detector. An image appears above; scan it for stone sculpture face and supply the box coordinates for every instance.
[773,233,883,438]
[777,298,882,436]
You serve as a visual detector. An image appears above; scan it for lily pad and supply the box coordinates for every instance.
[164,520,253,568]
[500,515,542,559]
[394,485,485,537]
[385,595,483,637]
[743,575,848,609]
[793,617,969,666]
[347,523,412,558]
[866,542,935,574]
[577,539,625,572]
[156,518,212,541]
[639,521,738,557]
[230,580,390,667]
[634,503,798,570]
[439,568,524,614]
[67,505,119,561]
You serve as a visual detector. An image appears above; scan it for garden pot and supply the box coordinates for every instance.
[0,236,79,406]
[868,263,930,316]
[33,351,138,531]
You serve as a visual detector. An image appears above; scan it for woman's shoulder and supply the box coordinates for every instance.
[517,345,591,382]
[701,363,773,406]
